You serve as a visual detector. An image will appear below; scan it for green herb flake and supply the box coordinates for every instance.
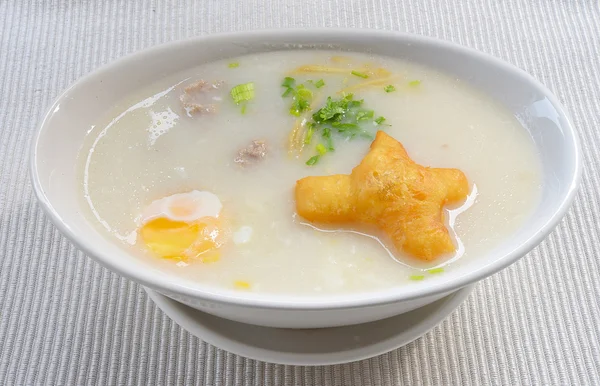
[331,122,360,130]
[315,79,325,88]
[375,116,386,125]
[306,155,320,166]
[281,77,296,88]
[408,80,422,87]
[314,93,355,123]
[356,109,374,121]
[290,98,310,116]
[322,128,335,151]
[228,62,240,68]
[427,267,445,274]
[230,82,255,104]
[348,99,363,109]
[288,90,385,163]
[316,143,327,155]
[282,87,294,97]
[304,125,314,145]
[410,275,425,281]
[296,86,313,100]
[282,80,314,116]
[326,137,335,151]
[384,84,396,93]
[351,70,369,79]
[240,103,247,114]
[359,131,375,140]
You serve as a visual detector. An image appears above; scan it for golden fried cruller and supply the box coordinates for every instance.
[295,131,469,260]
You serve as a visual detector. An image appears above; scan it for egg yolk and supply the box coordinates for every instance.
[140,217,224,260]
[138,190,227,261]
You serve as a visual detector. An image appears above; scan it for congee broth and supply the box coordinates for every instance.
[79,50,541,294]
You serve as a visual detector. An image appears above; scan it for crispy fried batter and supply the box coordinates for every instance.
[295,131,469,260]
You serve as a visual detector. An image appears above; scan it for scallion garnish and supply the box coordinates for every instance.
[315,79,325,88]
[356,109,374,121]
[283,84,386,164]
[304,124,314,144]
[303,93,382,160]
[306,155,320,165]
[230,82,255,104]
[322,128,335,151]
[351,70,369,79]
[282,87,294,97]
[228,62,240,68]
[427,267,444,274]
[282,79,314,116]
[408,80,421,87]
[290,98,310,116]
[282,77,296,88]
[384,84,396,93]
[410,275,425,281]
[331,122,360,131]
[316,143,327,155]
[359,131,375,140]
[295,85,313,100]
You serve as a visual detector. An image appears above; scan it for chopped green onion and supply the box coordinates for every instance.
[281,76,296,87]
[230,82,255,104]
[290,98,310,116]
[283,82,313,116]
[326,137,335,151]
[410,275,425,281]
[282,77,296,88]
[351,70,369,79]
[356,109,374,121]
[332,122,360,131]
[328,140,335,150]
[408,80,421,87]
[315,79,325,88]
[282,87,294,97]
[359,131,375,140]
[348,99,363,109]
[304,125,314,144]
[306,155,320,165]
[384,84,396,93]
[375,116,386,125]
[228,62,240,68]
[296,86,313,100]
[427,267,445,274]
[240,103,247,114]
[286,91,383,163]
[316,143,327,155]
[322,128,335,151]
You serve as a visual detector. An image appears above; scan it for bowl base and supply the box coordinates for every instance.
[144,285,474,366]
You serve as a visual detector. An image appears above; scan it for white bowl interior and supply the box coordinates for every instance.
[31,31,580,308]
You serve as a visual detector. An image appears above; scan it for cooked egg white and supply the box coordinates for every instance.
[140,190,222,224]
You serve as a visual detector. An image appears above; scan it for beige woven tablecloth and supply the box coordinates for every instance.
[1,1,599,384]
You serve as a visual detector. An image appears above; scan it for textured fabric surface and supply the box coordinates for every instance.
[1,0,599,385]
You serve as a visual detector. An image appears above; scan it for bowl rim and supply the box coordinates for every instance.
[30,28,582,310]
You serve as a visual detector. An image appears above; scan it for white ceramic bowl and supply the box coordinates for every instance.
[30,29,581,329]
